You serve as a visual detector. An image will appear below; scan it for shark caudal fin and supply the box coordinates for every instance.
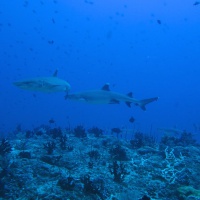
[137,97,159,111]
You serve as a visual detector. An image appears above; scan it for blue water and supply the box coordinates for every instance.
[0,0,200,138]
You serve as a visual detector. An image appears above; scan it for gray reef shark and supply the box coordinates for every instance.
[13,70,71,93]
[66,83,158,110]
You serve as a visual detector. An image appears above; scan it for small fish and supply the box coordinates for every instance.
[52,18,55,24]
[111,128,122,134]
[129,117,135,123]
[157,20,161,24]
[85,0,94,5]
[193,1,200,5]
[49,118,55,124]
[48,40,54,44]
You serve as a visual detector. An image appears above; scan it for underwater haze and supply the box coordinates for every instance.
[1,1,200,200]
[0,0,200,137]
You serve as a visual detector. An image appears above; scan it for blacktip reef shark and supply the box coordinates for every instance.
[13,70,71,93]
[66,83,158,110]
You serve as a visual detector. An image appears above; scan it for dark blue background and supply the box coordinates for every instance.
[0,0,200,139]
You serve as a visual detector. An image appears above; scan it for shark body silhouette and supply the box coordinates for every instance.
[157,127,185,135]
[13,70,71,93]
[66,84,158,110]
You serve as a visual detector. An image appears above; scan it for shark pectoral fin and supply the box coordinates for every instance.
[125,102,131,107]
[109,99,120,104]
[125,93,133,107]
[64,92,69,99]
[138,97,159,111]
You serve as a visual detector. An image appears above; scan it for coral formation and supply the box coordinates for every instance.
[0,139,12,156]
[0,125,199,199]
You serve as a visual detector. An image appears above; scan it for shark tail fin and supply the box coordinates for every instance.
[137,97,159,111]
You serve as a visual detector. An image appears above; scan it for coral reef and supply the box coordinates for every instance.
[0,125,199,200]
[0,139,12,156]
[88,126,103,137]
[108,160,130,182]
[43,141,56,154]
[74,125,87,138]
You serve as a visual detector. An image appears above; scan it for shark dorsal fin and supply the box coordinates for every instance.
[101,83,110,91]
[53,70,58,77]
[127,92,133,98]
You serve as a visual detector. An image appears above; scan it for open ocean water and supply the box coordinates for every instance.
[0,1,200,199]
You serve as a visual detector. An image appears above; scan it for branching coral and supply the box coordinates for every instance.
[43,141,56,154]
[108,161,130,183]
[74,125,87,138]
[161,146,185,184]
[0,139,12,156]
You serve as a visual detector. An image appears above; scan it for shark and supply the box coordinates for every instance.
[66,83,158,110]
[13,70,71,93]
[157,127,185,135]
